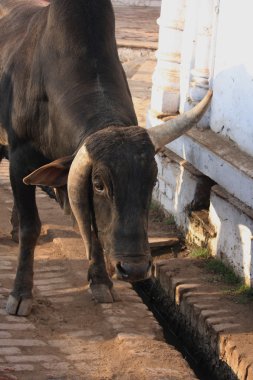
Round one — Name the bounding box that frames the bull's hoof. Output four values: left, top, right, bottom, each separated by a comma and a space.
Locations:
110, 288, 121, 302
90, 284, 120, 303
6, 294, 32, 316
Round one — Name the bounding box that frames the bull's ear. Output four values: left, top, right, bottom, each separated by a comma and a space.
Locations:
23, 156, 74, 187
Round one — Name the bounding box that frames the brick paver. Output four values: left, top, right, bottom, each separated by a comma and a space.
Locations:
114, 5, 159, 50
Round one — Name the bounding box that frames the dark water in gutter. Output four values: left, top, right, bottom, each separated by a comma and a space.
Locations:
134, 279, 217, 380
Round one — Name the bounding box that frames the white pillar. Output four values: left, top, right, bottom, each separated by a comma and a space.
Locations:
179, 0, 199, 112
147, 0, 218, 129
148, 0, 186, 124
186, 0, 216, 127
190, 0, 214, 100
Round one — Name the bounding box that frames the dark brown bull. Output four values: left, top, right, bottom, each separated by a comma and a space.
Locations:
0, 0, 212, 316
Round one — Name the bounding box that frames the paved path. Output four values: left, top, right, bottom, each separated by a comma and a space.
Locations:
0, 161, 197, 379
114, 4, 159, 127
114, 5, 159, 49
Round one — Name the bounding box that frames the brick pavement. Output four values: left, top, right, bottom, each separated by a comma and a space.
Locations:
0, 159, 197, 379
113, 4, 158, 128
114, 5, 159, 50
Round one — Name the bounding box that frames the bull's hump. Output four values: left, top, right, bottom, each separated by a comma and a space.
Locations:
0, 0, 48, 20
0, 1, 48, 55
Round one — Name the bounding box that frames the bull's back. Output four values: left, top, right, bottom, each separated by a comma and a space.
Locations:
0, 1, 48, 68
0, 0, 137, 157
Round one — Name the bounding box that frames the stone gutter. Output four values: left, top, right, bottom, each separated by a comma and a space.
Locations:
151, 258, 253, 380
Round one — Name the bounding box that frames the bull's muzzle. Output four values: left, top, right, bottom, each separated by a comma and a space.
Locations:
115, 260, 152, 282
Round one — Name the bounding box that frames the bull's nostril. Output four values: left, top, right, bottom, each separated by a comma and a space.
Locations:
116, 262, 129, 279
116, 260, 152, 281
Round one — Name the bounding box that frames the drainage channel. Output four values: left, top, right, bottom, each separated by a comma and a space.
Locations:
133, 279, 217, 380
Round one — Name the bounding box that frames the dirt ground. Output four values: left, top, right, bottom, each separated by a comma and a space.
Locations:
1, 157, 253, 380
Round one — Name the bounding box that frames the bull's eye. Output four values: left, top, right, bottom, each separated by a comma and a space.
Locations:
93, 178, 105, 194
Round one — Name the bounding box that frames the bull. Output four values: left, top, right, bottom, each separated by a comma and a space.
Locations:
0, 0, 212, 316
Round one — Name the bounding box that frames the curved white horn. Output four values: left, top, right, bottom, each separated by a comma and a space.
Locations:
147, 90, 212, 152
68, 145, 92, 260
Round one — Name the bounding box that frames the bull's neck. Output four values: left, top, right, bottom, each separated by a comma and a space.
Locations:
47, 0, 115, 52
39, 0, 137, 158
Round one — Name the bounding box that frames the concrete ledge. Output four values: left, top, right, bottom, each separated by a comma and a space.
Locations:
153, 258, 253, 380
166, 127, 253, 210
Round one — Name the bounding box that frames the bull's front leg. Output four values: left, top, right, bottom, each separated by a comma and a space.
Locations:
88, 233, 120, 303
10, 201, 19, 243
6, 152, 41, 316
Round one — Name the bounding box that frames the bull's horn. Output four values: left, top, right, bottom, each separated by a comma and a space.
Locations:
67, 145, 92, 260
147, 90, 212, 152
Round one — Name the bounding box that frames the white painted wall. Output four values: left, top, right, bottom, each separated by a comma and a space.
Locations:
148, 0, 253, 203
210, 0, 253, 156
209, 186, 253, 286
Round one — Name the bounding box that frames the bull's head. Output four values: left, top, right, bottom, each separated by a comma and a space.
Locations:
24, 91, 212, 283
